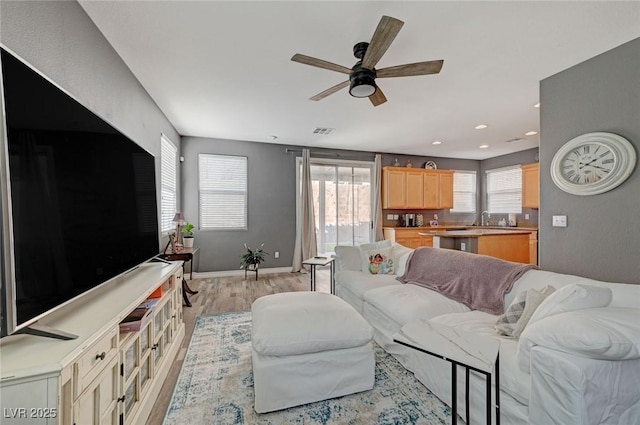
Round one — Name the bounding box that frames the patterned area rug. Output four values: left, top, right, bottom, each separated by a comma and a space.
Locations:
163, 312, 451, 425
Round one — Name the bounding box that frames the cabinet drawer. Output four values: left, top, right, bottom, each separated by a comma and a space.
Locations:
74, 327, 118, 399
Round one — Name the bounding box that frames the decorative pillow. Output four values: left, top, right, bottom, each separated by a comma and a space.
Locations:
358, 240, 392, 273
391, 244, 413, 273
363, 246, 394, 275
527, 283, 612, 327
395, 251, 413, 277
495, 286, 555, 338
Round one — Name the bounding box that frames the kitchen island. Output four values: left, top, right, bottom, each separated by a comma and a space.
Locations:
421, 229, 534, 264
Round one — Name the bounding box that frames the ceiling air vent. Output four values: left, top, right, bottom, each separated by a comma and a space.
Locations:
505, 138, 526, 143
312, 127, 335, 136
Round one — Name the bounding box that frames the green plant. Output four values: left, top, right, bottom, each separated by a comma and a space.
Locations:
182, 222, 195, 237
240, 243, 269, 270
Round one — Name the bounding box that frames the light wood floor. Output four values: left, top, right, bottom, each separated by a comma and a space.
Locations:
145, 268, 332, 425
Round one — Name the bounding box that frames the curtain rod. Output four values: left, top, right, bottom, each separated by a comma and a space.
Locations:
285, 148, 376, 160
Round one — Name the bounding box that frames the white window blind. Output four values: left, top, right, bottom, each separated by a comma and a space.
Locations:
160, 135, 177, 232
199, 154, 247, 229
486, 166, 522, 214
451, 170, 476, 213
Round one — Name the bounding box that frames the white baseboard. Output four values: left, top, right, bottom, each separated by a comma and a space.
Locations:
193, 266, 298, 279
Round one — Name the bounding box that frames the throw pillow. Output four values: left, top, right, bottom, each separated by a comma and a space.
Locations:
496, 285, 555, 338
364, 246, 394, 275
358, 240, 392, 273
527, 283, 612, 327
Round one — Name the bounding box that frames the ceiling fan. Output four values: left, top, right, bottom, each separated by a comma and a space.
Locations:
291, 15, 444, 107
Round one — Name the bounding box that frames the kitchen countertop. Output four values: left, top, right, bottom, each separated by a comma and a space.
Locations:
384, 225, 538, 232
420, 228, 534, 238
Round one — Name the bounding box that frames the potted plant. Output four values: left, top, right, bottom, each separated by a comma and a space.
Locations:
182, 222, 195, 248
240, 243, 269, 280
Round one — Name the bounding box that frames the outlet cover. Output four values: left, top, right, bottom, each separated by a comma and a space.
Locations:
552, 215, 567, 227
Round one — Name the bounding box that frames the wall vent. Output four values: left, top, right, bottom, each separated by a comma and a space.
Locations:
312, 127, 335, 135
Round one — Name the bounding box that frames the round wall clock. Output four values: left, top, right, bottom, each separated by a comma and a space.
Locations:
424, 160, 437, 169
550, 132, 636, 196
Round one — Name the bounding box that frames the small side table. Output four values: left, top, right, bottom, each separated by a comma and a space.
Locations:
394, 319, 501, 425
158, 247, 200, 307
302, 256, 335, 294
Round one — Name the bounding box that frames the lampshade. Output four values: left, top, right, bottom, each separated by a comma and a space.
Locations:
349, 67, 377, 98
172, 212, 186, 225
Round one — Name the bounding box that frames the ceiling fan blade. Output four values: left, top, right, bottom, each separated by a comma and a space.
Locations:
361, 16, 404, 70
291, 54, 352, 74
369, 87, 387, 107
377, 60, 444, 78
310, 80, 350, 101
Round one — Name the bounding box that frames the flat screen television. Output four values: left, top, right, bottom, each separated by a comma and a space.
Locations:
0, 47, 160, 338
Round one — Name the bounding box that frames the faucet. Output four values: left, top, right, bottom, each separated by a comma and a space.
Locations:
480, 211, 491, 226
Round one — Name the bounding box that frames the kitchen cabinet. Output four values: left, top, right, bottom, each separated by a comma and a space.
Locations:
383, 228, 434, 249
522, 163, 539, 209
382, 167, 454, 209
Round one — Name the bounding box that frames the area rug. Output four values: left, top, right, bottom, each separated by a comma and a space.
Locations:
163, 311, 451, 425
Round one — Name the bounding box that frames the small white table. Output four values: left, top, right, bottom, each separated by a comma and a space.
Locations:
394, 319, 501, 425
302, 256, 335, 294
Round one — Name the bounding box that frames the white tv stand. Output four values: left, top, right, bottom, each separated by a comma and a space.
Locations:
0, 261, 185, 425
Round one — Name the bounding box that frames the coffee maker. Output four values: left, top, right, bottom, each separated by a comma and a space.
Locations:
403, 213, 416, 227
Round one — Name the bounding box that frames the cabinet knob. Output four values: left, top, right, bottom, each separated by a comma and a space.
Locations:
117, 395, 126, 403
95, 352, 106, 361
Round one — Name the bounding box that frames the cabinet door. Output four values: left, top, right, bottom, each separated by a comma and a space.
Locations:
522, 163, 539, 209
423, 172, 439, 209
419, 235, 433, 247
438, 172, 454, 209
406, 171, 425, 208
74, 357, 118, 425
383, 168, 407, 208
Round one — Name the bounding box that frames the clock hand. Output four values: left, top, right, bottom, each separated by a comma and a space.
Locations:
578, 158, 599, 169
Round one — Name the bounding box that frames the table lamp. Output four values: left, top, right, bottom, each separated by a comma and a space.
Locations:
173, 212, 186, 245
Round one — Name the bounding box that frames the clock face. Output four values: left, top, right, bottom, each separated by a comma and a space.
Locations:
559, 142, 615, 185
551, 132, 636, 196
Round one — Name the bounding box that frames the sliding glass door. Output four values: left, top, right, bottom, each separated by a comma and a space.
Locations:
298, 158, 373, 253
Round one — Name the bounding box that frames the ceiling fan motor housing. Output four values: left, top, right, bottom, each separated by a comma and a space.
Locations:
349, 65, 377, 98
353, 42, 369, 59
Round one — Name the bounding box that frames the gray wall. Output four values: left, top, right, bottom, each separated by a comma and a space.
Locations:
0, 0, 181, 249
181, 137, 300, 271
539, 38, 640, 284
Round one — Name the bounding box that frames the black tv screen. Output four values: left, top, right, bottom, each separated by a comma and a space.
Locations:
1, 48, 159, 336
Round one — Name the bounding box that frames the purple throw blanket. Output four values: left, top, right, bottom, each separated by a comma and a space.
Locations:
397, 247, 536, 314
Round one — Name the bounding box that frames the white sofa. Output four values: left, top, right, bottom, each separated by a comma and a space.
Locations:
334, 243, 640, 425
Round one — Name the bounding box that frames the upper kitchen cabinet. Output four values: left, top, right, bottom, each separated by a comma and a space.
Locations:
522, 163, 539, 209
382, 167, 454, 210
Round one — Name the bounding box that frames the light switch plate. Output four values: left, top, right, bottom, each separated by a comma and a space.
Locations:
552, 215, 567, 227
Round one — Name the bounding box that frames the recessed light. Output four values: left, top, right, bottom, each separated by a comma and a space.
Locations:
475, 124, 488, 130
534, 103, 540, 108
525, 131, 538, 136
432, 140, 442, 145
479, 144, 489, 149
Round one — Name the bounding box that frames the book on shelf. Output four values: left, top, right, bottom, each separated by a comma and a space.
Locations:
119, 298, 158, 332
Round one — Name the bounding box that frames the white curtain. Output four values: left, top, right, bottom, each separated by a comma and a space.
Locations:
372, 154, 384, 241
292, 149, 318, 272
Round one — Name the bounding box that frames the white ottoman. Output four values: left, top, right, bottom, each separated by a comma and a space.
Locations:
251, 291, 375, 413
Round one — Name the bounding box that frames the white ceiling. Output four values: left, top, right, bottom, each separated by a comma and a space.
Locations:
78, 1, 640, 160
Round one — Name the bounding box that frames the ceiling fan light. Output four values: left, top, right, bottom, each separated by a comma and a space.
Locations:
349, 77, 376, 98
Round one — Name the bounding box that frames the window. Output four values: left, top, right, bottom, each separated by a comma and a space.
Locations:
297, 158, 374, 252
451, 170, 476, 213
160, 135, 177, 233
199, 154, 247, 229
486, 166, 522, 214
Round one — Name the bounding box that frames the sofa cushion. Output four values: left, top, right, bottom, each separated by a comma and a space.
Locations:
334, 270, 401, 314
364, 284, 470, 329
334, 245, 362, 271
495, 286, 555, 338
431, 311, 531, 405
358, 240, 392, 273
251, 292, 373, 356
528, 283, 612, 327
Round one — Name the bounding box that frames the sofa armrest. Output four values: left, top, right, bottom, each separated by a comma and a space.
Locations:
528, 346, 640, 425
517, 307, 640, 373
